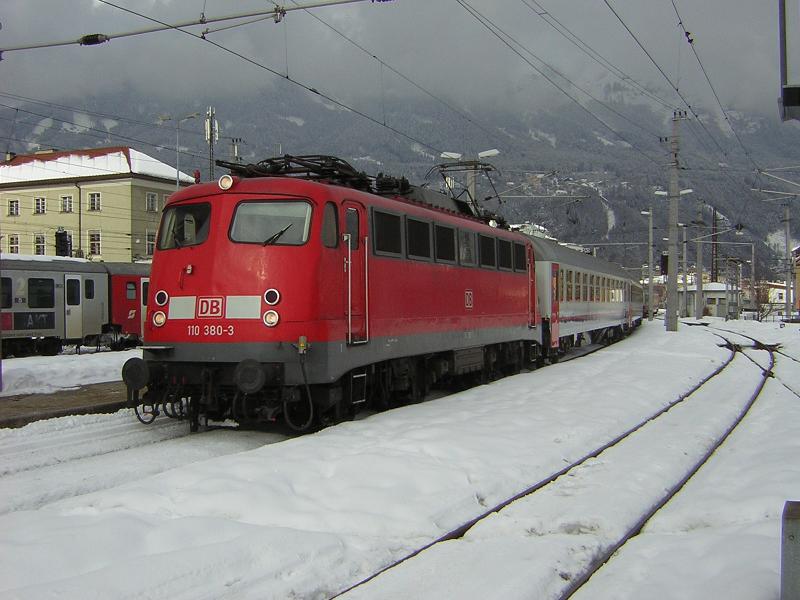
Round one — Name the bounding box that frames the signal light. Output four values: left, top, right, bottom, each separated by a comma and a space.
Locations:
218, 174, 235, 190
264, 288, 280, 305
153, 311, 167, 327
263, 310, 279, 327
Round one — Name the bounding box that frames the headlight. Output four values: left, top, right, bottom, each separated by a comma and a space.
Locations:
264, 288, 280, 306
263, 310, 279, 327
152, 311, 167, 327
218, 174, 235, 190
154, 290, 169, 306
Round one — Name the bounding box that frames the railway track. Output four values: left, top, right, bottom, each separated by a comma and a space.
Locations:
334, 333, 775, 599
0, 410, 288, 515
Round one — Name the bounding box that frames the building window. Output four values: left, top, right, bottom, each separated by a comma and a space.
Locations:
8, 234, 20, 254
34, 197, 46, 214
146, 192, 158, 212
8, 199, 19, 216
34, 233, 46, 255
88, 192, 101, 211
61, 195, 74, 213
146, 230, 156, 255
88, 230, 101, 256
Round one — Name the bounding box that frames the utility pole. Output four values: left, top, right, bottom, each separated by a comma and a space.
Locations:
785, 203, 793, 317
666, 111, 687, 332
681, 224, 688, 317
205, 106, 219, 180
711, 207, 719, 282
751, 242, 757, 318
695, 204, 704, 320
646, 208, 654, 320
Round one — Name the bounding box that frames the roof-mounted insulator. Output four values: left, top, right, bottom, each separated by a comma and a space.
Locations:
79, 34, 109, 46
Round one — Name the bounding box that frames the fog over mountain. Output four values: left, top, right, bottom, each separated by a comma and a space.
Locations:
2, 0, 799, 277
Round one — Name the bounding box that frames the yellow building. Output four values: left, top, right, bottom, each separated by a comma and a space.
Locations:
1, 146, 193, 262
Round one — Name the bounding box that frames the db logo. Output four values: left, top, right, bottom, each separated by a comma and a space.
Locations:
197, 296, 224, 318
464, 289, 474, 309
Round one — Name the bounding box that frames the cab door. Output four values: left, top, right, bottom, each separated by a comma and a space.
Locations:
343, 201, 368, 344
140, 278, 149, 340
64, 275, 83, 340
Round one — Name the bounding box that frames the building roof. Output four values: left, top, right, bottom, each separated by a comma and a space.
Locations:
0, 146, 194, 185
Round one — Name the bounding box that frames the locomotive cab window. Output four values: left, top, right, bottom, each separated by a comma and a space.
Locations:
513, 242, 527, 272
1, 277, 11, 309
159, 202, 211, 249
321, 202, 339, 248
230, 201, 311, 246
479, 235, 496, 268
345, 207, 359, 250
373, 210, 403, 256
434, 225, 456, 263
28, 278, 54, 308
497, 239, 512, 271
458, 230, 477, 266
406, 218, 431, 260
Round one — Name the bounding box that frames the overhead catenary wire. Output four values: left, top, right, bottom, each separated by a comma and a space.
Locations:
0, 0, 368, 55
600, 0, 731, 161
668, 0, 760, 171
519, 0, 675, 111
92, 0, 444, 156
455, 0, 660, 166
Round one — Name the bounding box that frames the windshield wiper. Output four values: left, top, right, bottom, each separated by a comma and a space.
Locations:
263, 223, 292, 245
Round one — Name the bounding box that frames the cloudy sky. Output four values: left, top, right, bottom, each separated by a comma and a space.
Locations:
0, 0, 790, 120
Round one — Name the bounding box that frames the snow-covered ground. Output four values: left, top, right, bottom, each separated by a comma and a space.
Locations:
0, 318, 798, 599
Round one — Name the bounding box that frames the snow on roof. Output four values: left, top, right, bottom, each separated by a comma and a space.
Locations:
0, 146, 194, 185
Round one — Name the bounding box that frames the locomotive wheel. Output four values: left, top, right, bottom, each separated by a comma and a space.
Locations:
134, 403, 158, 425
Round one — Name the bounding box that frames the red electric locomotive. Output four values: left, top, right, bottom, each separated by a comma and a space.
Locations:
122, 156, 542, 431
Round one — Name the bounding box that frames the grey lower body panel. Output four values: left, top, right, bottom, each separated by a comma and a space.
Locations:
143, 324, 541, 386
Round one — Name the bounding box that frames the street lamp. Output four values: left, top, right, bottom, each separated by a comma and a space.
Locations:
655, 188, 693, 331
159, 112, 200, 189
641, 208, 654, 320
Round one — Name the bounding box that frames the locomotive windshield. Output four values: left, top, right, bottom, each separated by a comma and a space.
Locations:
158, 203, 211, 249
229, 201, 312, 246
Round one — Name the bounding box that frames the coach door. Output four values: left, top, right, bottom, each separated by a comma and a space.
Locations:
550, 263, 560, 348
527, 244, 538, 327
343, 201, 368, 344
64, 275, 83, 340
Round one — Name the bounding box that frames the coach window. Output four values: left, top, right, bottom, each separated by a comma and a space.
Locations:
126, 282, 137, 300
434, 224, 456, 263
373, 210, 402, 256
582, 273, 588, 301
559, 269, 565, 301
589, 275, 594, 301
28, 278, 54, 309
513, 242, 526, 272
230, 201, 311, 246
406, 218, 431, 260
159, 202, 211, 249
458, 230, 477, 266
497, 239, 513, 271
479, 235, 496, 268
1, 277, 11, 309
85, 279, 95, 300
566, 270, 573, 300
575, 271, 582, 301
66, 279, 81, 306
321, 202, 338, 248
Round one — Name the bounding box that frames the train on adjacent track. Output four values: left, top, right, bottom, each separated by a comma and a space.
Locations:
0, 256, 150, 356
122, 155, 643, 432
